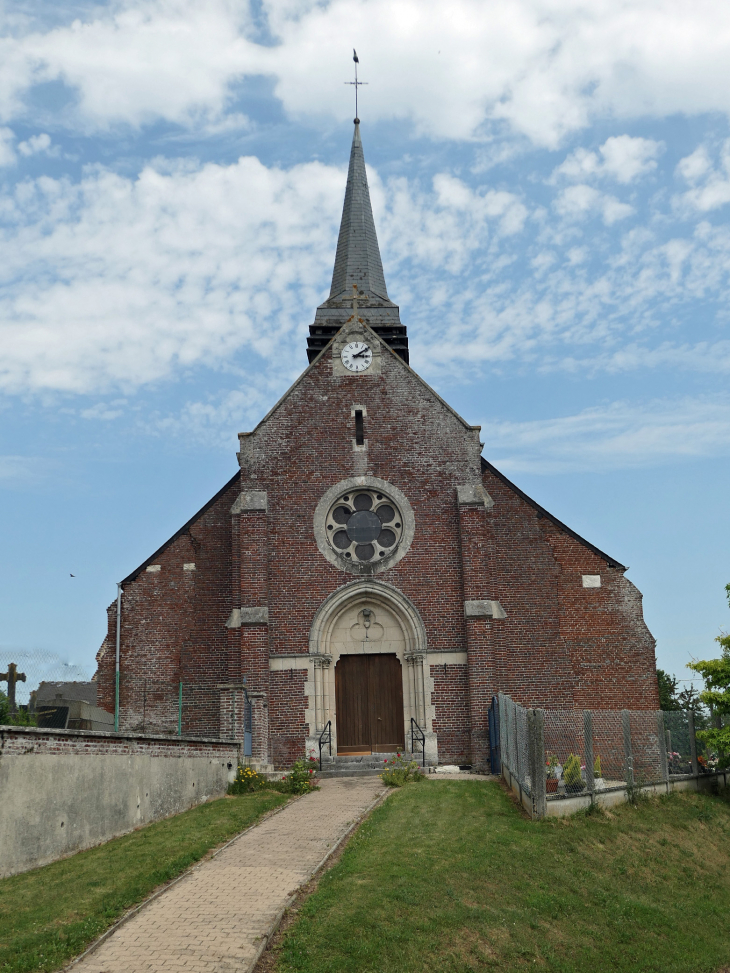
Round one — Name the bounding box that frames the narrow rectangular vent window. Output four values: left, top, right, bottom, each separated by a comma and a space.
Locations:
355, 410, 364, 446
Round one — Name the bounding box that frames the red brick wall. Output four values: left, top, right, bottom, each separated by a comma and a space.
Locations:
97, 478, 239, 739
483, 467, 658, 712
269, 670, 308, 768
1, 725, 238, 759
97, 338, 658, 768
431, 662, 470, 764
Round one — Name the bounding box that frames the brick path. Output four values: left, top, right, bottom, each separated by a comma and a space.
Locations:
72, 777, 387, 973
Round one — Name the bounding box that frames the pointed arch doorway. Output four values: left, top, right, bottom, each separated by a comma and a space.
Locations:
308, 581, 431, 759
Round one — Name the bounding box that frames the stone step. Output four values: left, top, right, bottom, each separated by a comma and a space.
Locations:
319, 757, 418, 769
316, 754, 434, 778
317, 768, 388, 779
320, 752, 416, 761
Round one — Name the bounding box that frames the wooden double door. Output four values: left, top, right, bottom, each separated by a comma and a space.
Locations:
335, 653, 405, 754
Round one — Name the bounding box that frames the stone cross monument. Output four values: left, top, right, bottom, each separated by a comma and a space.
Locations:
1, 662, 27, 714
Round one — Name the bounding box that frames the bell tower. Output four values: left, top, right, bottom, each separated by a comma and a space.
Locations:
306, 120, 409, 364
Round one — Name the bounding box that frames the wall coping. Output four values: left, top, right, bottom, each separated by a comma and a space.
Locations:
0, 725, 237, 746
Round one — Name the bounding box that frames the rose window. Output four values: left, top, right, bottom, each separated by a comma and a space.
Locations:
325, 489, 403, 564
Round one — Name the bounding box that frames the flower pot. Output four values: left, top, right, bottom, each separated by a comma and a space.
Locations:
546, 778, 559, 793
565, 782, 586, 794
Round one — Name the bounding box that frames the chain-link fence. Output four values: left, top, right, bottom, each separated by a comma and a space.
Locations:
498, 693, 534, 797
0, 650, 96, 725
102, 673, 223, 739
497, 693, 730, 816
2, 651, 225, 739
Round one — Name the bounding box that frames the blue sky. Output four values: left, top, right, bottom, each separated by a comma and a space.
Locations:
1, 0, 729, 696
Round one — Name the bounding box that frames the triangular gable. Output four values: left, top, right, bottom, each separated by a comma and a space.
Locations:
482, 457, 626, 569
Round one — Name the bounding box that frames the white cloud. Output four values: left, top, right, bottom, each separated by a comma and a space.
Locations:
0, 127, 16, 166
80, 399, 127, 420
555, 135, 662, 184
675, 140, 730, 212
483, 396, 730, 474
553, 184, 634, 224
2, 145, 730, 398
677, 146, 712, 184
147, 384, 281, 446
0, 455, 43, 483
0, 1, 729, 145
0, 156, 344, 393
10, 1, 257, 130
599, 136, 662, 183
17, 132, 57, 157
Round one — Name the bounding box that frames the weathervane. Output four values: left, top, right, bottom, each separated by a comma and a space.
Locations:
345, 49, 367, 122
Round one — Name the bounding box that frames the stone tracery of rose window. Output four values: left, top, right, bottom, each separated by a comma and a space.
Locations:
325, 489, 403, 564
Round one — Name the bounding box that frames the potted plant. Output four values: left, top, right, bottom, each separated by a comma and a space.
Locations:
546, 752, 559, 793
593, 754, 605, 790
563, 753, 585, 794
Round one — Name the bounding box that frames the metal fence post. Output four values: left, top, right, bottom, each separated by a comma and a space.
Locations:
688, 709, 699, 776
515, 701, 521, 786
114, 583, 122, 732
622, 710, 634, 787
583, 710, 595, 796
534, 709, 546, 819
178, 681, 183, 737
657, 711, 669, 789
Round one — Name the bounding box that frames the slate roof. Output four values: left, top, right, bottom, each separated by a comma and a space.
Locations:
329, 121, 390, 303
35, 681, 97, 705
308, 121, 408, 362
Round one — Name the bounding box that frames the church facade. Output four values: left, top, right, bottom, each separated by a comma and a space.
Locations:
97, 122, 658, 770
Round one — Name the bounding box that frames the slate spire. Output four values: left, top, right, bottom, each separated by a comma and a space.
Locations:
307, 121, 408, 364
328, 120, 389, 302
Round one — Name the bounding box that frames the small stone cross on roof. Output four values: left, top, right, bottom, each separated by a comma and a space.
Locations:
348, 284, 368, 323
1, 662, 26, 714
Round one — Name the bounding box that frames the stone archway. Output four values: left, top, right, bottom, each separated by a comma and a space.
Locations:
307, 581, 435, 761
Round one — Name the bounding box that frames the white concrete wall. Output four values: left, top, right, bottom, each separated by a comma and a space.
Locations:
501, 764, 730, 819
0, 729, 239, 877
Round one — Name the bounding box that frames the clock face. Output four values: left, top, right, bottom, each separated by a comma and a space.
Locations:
341, 341, 373, 372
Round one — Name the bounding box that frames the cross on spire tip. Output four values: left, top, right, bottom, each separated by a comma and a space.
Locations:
345, 50, 367, 119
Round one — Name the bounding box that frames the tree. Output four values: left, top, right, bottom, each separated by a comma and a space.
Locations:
657, 668, 679, 711
0, 689, 36, 727
687, 583, 730, 758
676, 684, 702, 711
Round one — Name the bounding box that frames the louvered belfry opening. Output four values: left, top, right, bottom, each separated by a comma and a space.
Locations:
307, 121, 409, 364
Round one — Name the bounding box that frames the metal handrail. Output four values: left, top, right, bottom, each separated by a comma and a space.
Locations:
411, 718, 425, 767
318, 720, 332, 771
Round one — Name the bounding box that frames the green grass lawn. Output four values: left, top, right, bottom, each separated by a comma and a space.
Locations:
0, 791, 287, 973
277, 782, 730, 973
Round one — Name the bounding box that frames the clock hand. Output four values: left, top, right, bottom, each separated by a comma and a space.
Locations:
351, 349, 370, 358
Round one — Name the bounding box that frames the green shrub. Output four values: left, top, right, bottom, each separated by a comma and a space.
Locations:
380, 753, 424, 787
563, 753, 585, 792
0, 691, 36, 726
279, 758, 318, 794
228, 765, 270, 794
593, 754, 602, 778
229, 758, 319, 796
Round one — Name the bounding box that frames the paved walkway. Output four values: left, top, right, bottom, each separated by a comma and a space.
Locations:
72, 777, 387, 973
